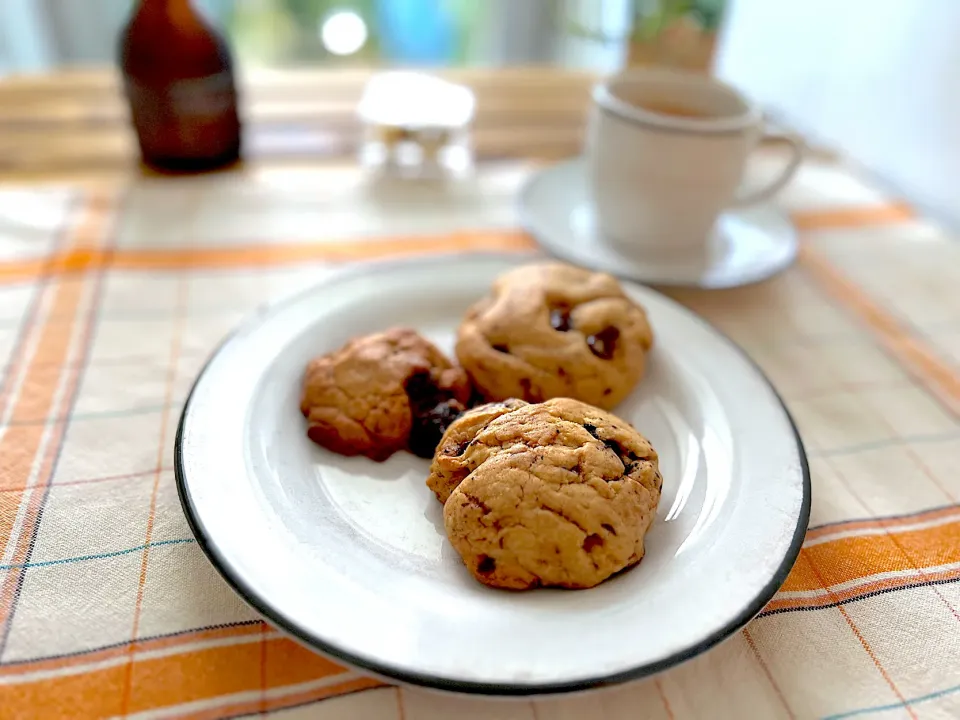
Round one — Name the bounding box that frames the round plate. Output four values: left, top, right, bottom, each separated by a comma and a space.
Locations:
176, 253, 809, 695
519, 158, 799, 289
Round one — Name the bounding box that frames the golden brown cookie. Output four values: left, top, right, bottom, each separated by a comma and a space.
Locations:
428, 398, 662, 590
456, 262, 653, 410
300, 327, 471, 461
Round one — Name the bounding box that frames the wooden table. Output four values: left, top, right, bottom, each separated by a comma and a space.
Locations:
0, 68, 600, 182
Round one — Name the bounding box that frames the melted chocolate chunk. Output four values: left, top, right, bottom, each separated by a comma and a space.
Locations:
409, 399, 465, 459
404, 371, 465, 458
582, 534, 604, 552
582, 422, 639, 467
549, 307, 573, 332
403, 371, 436, 409
586, 326, 620, 360
477, 555, 496, 574
467, 387, 487, 409
492, 344, 510, 354
602, 438, 638, 463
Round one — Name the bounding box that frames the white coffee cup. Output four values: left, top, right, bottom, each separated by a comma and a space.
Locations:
586, 68, 804, 259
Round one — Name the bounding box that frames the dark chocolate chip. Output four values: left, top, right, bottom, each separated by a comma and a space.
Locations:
464, 493, 492, 513
403, 370, 436, 412
408, 400, 465, 459
492, 344, 510, 354
586, 326, 620, 360
445, 438, 472, 457
549, 307, 573, 332
603, 387, 612, 396
467, 387, 487, 409
477, 555, 496, 574
601, 523, 617, 535
582, 534, 604, 552
582, 423, 599, 439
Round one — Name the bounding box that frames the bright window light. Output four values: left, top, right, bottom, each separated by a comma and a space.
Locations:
320, 11, 368, 56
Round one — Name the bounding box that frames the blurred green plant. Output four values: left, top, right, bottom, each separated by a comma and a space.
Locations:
568, 0, 726, 44
224, 0, 383, 65
636, 0, 725, 39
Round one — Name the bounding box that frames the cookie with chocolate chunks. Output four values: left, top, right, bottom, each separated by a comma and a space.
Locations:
300, 328, 471, 461
430, 398, 662, 590
456, 262, 653, 409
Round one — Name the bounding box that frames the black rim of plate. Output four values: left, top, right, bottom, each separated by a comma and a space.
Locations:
174, 252, 812, 696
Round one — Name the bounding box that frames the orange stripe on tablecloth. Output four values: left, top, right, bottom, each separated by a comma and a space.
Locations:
804, 505, 960, 542
0, 624, 265, 676
0, 636, 353, 718
0, 201, 920, 286
799, 244, 960, 418
0, 196, 112, 638
764, 564, 960, 614
0, 231, 537, 284
790, 203, 915, 231
0, 200, 923, 285
781, 520, 960, 593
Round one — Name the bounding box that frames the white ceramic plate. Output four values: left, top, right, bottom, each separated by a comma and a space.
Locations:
520, 158, 798, 289
176, 253, 809, 695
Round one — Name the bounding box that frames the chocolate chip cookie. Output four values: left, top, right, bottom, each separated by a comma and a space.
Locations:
456, 262, 653, 410
428, 398, 662, 590
300, 327, 471, 461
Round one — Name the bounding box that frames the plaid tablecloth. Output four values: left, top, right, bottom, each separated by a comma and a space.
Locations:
0, 157, 958, 720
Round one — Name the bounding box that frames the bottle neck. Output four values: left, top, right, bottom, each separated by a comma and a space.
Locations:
134, 0, 209, 33
136, 0, 197, 22
139, 0, 193, 8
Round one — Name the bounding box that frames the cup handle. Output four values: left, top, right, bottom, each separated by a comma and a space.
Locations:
732, 128, 806, 207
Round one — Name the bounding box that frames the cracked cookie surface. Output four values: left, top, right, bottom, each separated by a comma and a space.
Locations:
300, 327, 471, 461
456, 262, 653, 410
429, 397, 662, 590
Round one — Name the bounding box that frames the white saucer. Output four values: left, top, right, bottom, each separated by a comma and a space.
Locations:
176, 253, 809, 695
519, 158, 798, 288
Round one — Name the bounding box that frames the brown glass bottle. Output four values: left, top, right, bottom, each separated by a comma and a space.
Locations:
119, 0, 242, 172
